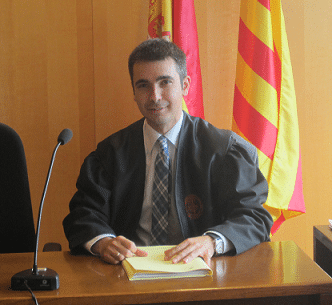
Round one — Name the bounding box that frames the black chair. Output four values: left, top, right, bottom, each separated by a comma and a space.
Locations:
0, 123, 61, 253
0, 123, 36, 253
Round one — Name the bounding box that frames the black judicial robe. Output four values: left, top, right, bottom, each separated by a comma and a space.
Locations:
63, 112, 273, 254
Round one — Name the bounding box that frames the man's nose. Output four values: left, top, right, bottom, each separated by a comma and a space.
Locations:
150, 85, 162, 102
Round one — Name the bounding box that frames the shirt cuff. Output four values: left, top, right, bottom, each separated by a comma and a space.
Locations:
84, 234, 116, 255
204, 230, 234, 255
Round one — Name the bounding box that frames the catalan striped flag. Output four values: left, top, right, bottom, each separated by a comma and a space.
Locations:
148, 0, 204, 119
232, 0, 305, 234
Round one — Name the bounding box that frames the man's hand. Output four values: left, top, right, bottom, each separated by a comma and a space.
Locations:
91, 236, 148, 264
164, 236, 214, 266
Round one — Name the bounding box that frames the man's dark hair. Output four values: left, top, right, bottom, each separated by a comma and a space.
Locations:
128, 38, 187, 87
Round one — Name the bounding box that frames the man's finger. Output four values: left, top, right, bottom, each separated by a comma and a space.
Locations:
165, 244, 199, 264
135, 248, 148, 257
164, 236, 214, 264
164, 240, 190, 260
201, 252, 212, 267
101, 251, 122, 264
174, 245, 202, 264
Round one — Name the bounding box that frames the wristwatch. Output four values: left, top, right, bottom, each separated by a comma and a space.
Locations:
206, 233, 224, 255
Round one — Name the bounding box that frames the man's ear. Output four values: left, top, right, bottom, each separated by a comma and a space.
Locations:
182, 75, 191, 96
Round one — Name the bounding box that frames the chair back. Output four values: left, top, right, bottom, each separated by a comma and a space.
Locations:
0, 123, 35, 253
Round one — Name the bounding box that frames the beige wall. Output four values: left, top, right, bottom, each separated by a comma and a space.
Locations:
1, 0, 331, 258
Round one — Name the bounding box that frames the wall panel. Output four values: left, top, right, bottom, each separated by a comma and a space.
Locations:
93, 0, 148, 143
0, 0, 94, 250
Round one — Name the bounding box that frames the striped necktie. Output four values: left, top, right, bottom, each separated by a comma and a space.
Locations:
151, 136, 170, 245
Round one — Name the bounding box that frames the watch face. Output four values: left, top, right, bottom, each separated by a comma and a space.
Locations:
215, 239, 223, 254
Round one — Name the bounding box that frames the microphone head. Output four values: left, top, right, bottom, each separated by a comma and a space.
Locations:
58, 129, 73, 145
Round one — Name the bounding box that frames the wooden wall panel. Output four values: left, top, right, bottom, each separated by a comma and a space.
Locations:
93, 0, 148, 143
0, 0, 94, 250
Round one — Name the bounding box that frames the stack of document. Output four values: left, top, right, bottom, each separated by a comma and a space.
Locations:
122, 246, 212, 281
329, 219, 332, 230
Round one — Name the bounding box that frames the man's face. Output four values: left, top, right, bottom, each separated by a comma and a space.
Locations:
132, 57, 190, 135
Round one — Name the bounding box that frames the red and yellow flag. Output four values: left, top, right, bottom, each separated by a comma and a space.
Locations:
148, 0, 204, 119
232, 0, 305, 234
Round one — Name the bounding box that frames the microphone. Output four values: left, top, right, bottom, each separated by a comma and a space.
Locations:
11, 129, 73, 291
58, 128, 73, 145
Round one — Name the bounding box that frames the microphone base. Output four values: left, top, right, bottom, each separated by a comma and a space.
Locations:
11, 268, 59, 290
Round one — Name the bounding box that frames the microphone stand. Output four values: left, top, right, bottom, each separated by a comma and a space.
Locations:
32, 141, 61, 276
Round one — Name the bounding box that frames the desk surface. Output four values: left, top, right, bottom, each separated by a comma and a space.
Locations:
1, 241, 332, 305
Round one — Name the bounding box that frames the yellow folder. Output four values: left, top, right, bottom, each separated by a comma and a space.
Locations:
122, 246, 213, 281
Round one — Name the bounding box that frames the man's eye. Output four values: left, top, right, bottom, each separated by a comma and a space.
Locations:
136, 83, 148, 89
160, 79, 171, 86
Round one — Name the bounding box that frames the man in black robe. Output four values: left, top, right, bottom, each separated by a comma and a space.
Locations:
63, 38, 273, 266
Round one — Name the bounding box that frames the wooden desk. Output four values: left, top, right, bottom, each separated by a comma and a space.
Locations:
1, 241, 332, 305
314, 225, 332, 277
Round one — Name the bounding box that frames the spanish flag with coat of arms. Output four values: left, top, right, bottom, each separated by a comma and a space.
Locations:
148, 0, 204, 119
232, 0, 306, 234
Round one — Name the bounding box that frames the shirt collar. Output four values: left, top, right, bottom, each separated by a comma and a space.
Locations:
143, 112, 184, 155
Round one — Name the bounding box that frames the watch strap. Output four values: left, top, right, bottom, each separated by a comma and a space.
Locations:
204, 232, 224, 255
